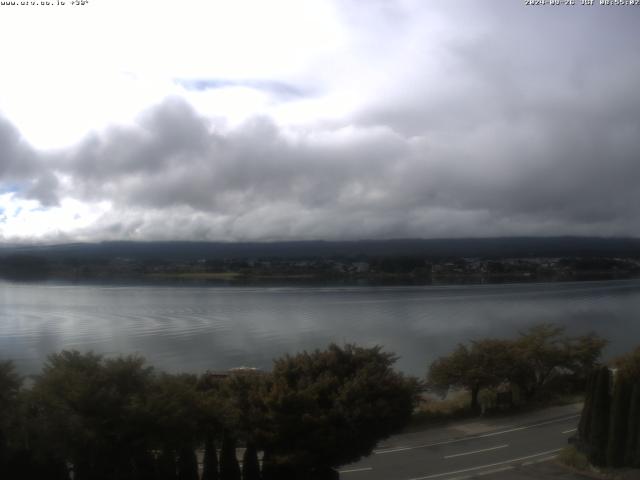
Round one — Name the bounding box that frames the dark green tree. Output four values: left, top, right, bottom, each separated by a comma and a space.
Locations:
626, 384, 640, 467
588, 366, 611, 466
606, 375, 631, 467
260, 450, 276, 480
242, 443, 260, 480
31, 351, 155, 480
146, 372, 203, 477
430, 325, 606, 406
202, 436, 219, 480
615, 347, 640, 467
0, 361, 21, 472
614, 346, 640, 380
219, 371, 270, 450
177, 446, 199, 480
157, 449, 178, 480
262, 344, 419, 476
220, 432, 241, 480
577, 369, 598, 445
510, 325, 606, 400
428, 340, 514, 411
132, 450, 157, 480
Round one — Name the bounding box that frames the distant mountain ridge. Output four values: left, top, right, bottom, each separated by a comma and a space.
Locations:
1, 237, 639, 261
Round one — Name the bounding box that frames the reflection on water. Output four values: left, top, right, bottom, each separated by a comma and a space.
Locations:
1, 279, 639, 376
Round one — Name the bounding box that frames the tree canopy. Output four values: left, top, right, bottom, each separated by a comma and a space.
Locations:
261, 344, 420, 473
428, 324, 606, 409
0, 343, 419, 480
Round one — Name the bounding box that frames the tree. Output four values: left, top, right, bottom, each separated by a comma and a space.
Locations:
428, 325, 606, 410
202, 436, 219, 480
31, 351, 156, 480
428, 340, 514, 411
177, 447, 199, 480
606, 375, 631, 467
577, 369, 598, 445
220, 432, 241, 480
0, 361, 21, 470
261, 344, 419, 475
219, 371, 270, 451
625, 384, 640, 467
614, 346, 640, 467
146, 372, 204, 464
157, 449, 178, 480
508, 325, 605, 400
566, 332, 608, 381
510, 324, 571, 399
242, 443, 260, 480
588, 366, 611, 466
614, 346, 640, 380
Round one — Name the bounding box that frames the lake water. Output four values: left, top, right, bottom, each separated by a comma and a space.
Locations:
1, 279, 639, 376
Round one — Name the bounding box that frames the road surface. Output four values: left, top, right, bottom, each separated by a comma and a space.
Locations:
340, 404, 584, 480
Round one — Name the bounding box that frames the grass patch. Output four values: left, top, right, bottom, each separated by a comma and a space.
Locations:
558, 446, 590, 471
410, 390, 473, 428
408, 388, 584, 431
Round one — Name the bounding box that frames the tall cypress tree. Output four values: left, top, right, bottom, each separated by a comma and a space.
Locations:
606, 375, 631, 467
625, 383, 640, 467
220, 433, 241, 480
133, 450, 157, 480
242, 443, 260, 480
635, 417, 640, 469
202, 436, 219, 480
177, 447, 199, 480
157, 449, 178, 480
589, 366, 611, 466
578, 369, 597, 445
260, 450, 275, 480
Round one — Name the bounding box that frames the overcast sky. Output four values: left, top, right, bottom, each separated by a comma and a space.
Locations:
0, 0, 638, 243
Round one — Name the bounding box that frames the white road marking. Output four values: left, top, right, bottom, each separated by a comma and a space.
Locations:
408, 448, 562, 480
562, 428, 577, 434
521, 455, 559, 466
446, 466, 515, 480
374, 414, 579, 454
339, 467, 373, 474
444, 444, 508, 459
476, 466, 515, 476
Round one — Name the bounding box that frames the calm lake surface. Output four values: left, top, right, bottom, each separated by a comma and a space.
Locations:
1, 279, 639, 376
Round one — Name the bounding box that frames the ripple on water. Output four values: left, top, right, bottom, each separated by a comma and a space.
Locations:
1, 279, 640, 375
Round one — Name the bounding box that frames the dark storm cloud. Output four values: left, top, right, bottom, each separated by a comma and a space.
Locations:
58, 98, 411, 240
347, 1, 640, 236
0, 116, 36, 178
1, 1, 640, 241
0, 117, 60, 206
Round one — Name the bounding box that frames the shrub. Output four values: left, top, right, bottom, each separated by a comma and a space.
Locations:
558, 446, 589, 470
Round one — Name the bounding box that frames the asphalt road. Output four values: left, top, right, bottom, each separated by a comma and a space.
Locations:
339, 404, 583, 480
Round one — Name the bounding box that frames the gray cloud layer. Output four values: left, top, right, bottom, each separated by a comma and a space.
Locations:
1, 1, 639, 242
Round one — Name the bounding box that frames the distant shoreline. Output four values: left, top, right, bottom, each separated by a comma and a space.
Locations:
2, 269, 639, 288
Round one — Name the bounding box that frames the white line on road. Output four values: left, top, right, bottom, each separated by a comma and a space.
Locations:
408, 448, 562, 480
521, 455, 559, 466
374, 414, 579, 454
444, 444, 508, 459
339, 467, 373, 474
562, 428, 577, 434
447, 466, 515, 480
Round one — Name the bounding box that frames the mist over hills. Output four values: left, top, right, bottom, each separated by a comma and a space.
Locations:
1, 237, 639, 262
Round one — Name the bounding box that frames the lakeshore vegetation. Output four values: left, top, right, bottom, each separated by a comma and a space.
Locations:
0, 344, 419, 480
426, 324, 607, 413
1, 324, 637, 479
